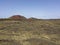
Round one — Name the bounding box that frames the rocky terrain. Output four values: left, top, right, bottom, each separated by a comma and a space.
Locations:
0, 15, 60, 45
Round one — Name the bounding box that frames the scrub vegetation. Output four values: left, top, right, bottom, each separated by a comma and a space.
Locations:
0, 15, 60, 45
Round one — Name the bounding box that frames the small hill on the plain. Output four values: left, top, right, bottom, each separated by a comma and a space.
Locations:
9, 15, 26, 19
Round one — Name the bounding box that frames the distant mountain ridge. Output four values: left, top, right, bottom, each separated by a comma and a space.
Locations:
0, 15, 60, 20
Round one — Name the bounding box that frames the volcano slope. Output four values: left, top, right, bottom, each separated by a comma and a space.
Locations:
0, 19, 60, 45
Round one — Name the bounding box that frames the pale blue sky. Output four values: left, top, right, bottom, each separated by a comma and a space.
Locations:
0, 0, 60, 19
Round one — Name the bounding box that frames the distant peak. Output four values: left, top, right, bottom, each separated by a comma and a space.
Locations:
9, 15, 26, 19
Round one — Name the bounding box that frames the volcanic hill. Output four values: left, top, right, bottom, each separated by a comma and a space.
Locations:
10, 15, 26, 19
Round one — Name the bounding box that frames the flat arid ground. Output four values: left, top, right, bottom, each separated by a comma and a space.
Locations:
0, 15, 60, 45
